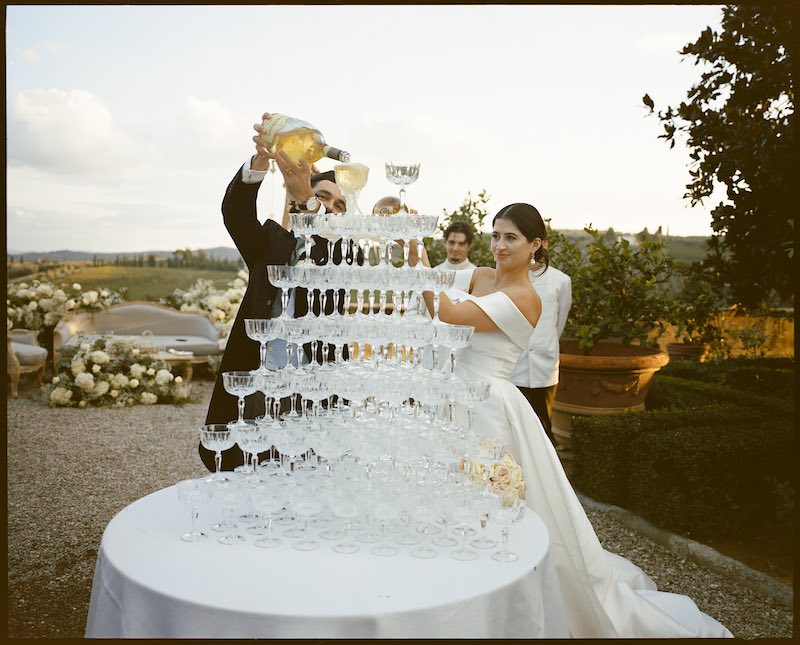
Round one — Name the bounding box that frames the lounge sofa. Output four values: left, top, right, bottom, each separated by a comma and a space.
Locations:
7, 329, 48, 397
53, 301, 221, 366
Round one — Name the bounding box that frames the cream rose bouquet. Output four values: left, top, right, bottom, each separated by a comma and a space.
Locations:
46, 337, 191, 408
459, 442, 526, 507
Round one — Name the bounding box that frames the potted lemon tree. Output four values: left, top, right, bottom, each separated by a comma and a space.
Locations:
547, 227, 676, 451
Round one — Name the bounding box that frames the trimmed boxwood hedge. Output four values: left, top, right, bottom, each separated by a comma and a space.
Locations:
571, 367, 794, 542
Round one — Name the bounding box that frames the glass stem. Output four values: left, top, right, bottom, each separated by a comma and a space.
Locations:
215, 451, 222, 476
191, 506, 198, 534
259, 342, 267, 370
237, 396, 245, 424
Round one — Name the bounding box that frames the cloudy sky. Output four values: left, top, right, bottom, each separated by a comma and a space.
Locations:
6, 4, 725, 253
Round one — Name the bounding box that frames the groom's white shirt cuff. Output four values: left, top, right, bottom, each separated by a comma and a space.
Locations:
241, 159, 268, 184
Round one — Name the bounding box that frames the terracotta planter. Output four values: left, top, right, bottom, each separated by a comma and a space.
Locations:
666, 341, 708, 362
552, 340, 669, 451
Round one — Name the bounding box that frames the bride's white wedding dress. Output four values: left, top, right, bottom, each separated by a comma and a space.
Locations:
451, 290, 733, 638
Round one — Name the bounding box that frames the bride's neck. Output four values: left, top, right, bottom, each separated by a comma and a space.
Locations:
492, 265, 530, 289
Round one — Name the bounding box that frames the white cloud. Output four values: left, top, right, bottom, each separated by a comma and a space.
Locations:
7, 88, 155, 176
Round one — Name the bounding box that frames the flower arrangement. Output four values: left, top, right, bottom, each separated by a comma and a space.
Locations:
161, 270, 248, 351
46, 337, 191, 408
460, 447, 526, 507
7, 280, 125, 331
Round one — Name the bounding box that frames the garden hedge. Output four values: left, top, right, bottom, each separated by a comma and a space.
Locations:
571, 366, 794, 541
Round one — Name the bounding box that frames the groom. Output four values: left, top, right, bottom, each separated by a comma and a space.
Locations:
199, 112, 352, 472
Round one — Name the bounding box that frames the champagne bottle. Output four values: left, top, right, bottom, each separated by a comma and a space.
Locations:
260, 114, 351, 164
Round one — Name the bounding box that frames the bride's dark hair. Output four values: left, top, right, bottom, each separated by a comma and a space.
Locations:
492, 203, 549, 269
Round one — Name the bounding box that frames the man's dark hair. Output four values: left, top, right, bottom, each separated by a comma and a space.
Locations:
310, 170, 336, 187
443, 220, 475, 245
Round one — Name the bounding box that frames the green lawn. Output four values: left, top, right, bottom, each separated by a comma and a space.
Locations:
60, 266, 239, 301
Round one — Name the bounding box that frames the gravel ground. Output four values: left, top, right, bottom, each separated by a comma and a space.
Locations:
6, 378, 794, 639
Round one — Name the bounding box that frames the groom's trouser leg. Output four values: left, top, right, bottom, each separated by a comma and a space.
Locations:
516, 384, 557, 446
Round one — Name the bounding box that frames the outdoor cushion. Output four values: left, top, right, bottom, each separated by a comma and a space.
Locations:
11, 341, 48, 366
62, 334, 218, 356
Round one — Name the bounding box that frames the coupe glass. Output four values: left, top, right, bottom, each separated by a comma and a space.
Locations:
385, 162, 420, 214
491, 500, 526, 563
176, 479, 212, 542
450, 504, 480, 561
200, 424, 235, 483
222, 371, 258, 429
471, 490, 502, 550
212, 479, 246, 545
253, 482, 288, 549
245, 318, 283, 374
370, 499, 400, 557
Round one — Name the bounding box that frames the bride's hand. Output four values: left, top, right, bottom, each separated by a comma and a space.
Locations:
403, 239, 431, 268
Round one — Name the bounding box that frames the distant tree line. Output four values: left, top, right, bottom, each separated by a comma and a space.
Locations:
88, 248, 243, 270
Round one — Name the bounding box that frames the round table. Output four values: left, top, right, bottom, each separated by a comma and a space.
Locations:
85, 484, 568, 638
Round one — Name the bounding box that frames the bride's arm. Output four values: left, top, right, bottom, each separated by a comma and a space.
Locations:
420, 290, 500, 333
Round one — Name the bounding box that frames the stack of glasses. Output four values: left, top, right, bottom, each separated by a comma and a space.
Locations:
181, 207, 527, 562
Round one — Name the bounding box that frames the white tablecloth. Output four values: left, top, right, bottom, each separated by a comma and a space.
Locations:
86, 485, 568, 638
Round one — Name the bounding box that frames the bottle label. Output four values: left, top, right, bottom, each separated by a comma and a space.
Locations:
260, 114, 289, 145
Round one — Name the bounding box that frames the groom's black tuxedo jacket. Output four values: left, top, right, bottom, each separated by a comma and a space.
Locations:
199, 166, 354, 471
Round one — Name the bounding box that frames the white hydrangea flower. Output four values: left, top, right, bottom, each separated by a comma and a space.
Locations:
51, 376, 60, 384
140, 392, 158, 405
82, 291, 99, 305
80, 343, 91, 351
90, 350, 110, 365
71, 358, 86, 376
73, 283, 82, 291
110, 389, 119, 398
129, 363, 146, 379
129, 378, 140, 388
92, 381, 110, 397
112, 373, 130, 388
92, 364, 102, 374
174, 376, 183, 384
50, 387, 73, 405
75, 372, 95, 391
146, 367, 155, 376
154, 369, 173, 385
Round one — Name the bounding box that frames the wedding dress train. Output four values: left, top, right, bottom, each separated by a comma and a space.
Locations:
451, 290, 733, 638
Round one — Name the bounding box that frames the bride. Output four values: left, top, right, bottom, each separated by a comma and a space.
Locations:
421, 203, 732, 638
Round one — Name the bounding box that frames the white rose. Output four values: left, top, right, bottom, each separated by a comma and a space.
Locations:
72, 283, 82, 291
51, 376, 60, 384
154, 369, 173, 385
80, 343, 91, 351
92, 364, 102, 373
174, 376, 183, 384
146, 367, 156, 376
129, 378, 140, 388
140, 392, 158, 405
75, 372, 95, 391
65, 299, 77, 310
110, 389, 119, 398
27, 301, 38, 310
79, 400, 87, 408
100, 289, 110, 297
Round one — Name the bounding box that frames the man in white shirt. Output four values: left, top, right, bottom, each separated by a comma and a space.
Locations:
434, 221, 477, 272
510, 246, 572, 445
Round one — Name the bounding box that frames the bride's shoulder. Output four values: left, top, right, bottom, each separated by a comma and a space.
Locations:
499, 284, 542, 327
469, 267, 495, 292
